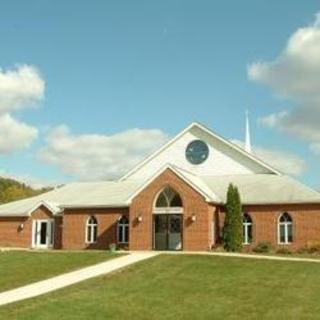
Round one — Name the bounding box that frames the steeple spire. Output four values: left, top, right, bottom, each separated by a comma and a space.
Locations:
245, 110, 252, 153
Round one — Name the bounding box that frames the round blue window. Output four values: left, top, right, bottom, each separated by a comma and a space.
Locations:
185, 140, 209, 165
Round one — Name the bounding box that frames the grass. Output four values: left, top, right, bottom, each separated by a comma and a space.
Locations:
0, 250, 119, 292
1, 254, 320, 319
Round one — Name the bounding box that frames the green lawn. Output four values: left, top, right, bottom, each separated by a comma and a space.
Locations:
0, 250, 119, 292
1, 254, 320, 319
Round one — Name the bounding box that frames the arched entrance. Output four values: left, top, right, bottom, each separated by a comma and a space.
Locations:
153, 186, 183, 250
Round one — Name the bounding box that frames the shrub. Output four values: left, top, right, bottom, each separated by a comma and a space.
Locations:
276, 248, 292, 255
296, 246, 309, 254
213, 245, 226, 252
306, 241, 320, 254
252, 242, 272, 253
223, 184, 242, 252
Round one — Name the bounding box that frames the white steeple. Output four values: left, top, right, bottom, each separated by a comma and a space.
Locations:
245, 110, 252, 153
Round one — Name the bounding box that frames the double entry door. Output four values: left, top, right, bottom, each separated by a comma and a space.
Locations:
154, 214, 182, 250
32, 219, 54, 248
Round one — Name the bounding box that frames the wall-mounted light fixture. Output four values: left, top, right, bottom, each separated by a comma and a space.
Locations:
137, 215, 143, 223
191, 214, 197, 222
18, 223, 24, 232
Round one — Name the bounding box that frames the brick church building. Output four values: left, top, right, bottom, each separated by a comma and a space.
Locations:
0, 122, 320, 251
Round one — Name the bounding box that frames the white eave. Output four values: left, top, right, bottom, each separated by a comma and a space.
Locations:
26, 201, 62, 216
125, 163, 222, 204
120, 122, 281, 181
61, 203, 129, 209
0, 200, 62, 217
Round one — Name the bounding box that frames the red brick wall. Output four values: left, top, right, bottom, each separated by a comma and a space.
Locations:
129, 168, 214, 251
217, 204, 320, 251
1, 192, 320, 252
0, 216, 29, 247
54, 216, 63, 249
62, 208, 128, 250
0, 205, 62, 249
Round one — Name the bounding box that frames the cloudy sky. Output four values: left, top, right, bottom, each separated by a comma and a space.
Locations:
0, 1, 319, 188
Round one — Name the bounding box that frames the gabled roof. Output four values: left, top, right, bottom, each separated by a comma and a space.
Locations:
27, 201, 61, 216
126, 164, 222, 203
0, 165, 221, 216
120, 122, 281, 180
0, 119, 319, 216
0, 170, 319, 216
0, 180, 144, 216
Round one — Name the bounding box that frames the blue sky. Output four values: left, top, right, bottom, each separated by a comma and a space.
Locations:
0, 1, 319, 187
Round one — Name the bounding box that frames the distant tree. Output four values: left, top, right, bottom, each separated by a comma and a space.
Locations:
223, 184, 243, 252
0, 177, 52, 204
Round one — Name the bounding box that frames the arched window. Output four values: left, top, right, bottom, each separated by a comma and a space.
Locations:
86, 216, 97, 244
118, 216, 129, 244
155, 186, 182, 208
278, 212, 293, 244
243, 213, 252, 245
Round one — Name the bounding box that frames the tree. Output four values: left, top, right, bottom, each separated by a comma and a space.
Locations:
223, 183, 243, 252
0, 177, 51, 204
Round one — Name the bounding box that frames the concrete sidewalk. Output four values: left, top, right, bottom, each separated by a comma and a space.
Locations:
0, 251, 158, 307
165, 250, 320, 263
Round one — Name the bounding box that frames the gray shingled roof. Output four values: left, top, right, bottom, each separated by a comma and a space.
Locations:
0, 179, 143, 216
0, 170, 319, 216
201, 174, 320, 205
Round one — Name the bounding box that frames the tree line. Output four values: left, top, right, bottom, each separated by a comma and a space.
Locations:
0, 177, 51, 204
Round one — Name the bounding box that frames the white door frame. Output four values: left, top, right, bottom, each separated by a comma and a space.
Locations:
32, 219, 54, 249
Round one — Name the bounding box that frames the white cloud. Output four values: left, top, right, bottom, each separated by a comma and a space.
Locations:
38, 125, 169, 180
0, 114, 38, 154
232, 139, 306, 176
248, 13, 320, 150
258, 111, 288, 128
0, 65, 44, 114
0, 64, 44, 154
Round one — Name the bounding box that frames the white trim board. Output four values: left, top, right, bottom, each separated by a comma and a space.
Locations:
125, 164, 222, 204
120, 122, 281, 181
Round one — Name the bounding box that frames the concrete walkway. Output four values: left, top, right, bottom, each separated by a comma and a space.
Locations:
0, 251, 158, 307
165, 250, 320, 263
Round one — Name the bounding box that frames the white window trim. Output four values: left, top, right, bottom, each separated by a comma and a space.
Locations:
278, 214, 293, 245
153, 186, 183, 211
242, 215, 252, 245
117, 217, 129, 244
86, 217, 98, 244
153, 207, 183, 214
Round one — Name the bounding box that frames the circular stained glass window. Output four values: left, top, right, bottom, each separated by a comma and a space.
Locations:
185, 140, 209, 165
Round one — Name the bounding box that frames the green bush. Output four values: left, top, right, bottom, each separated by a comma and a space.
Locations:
252, 242, 272, 253
213, 245, 226, 253
276, 248, 292, 255
296, 246, 309, 254
223, 184, 242, 252
306, 241, 320, 254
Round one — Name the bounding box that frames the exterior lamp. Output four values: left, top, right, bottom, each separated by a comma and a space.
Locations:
137, 215, 143, 223
191, 214, 197, 222
18, 223, 24, 231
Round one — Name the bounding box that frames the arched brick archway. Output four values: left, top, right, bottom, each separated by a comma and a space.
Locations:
129, 168, 213, 251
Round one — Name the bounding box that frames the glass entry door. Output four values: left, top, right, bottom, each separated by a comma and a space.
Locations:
32, 219, 54, 248
154, 214, 182, 250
